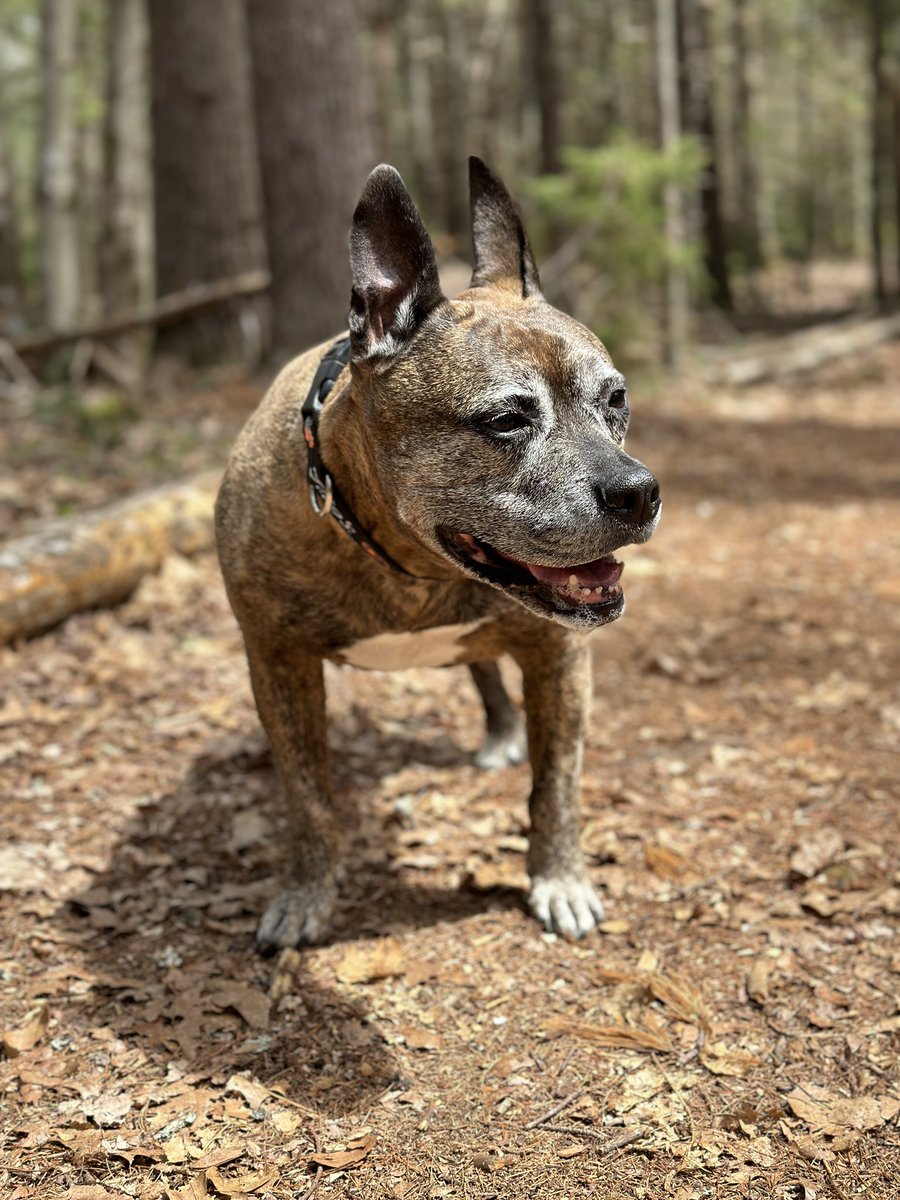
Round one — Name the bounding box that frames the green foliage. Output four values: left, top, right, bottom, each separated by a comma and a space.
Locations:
527, 137, 704, 356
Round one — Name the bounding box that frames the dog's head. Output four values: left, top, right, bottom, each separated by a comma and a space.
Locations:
347, 158, 661, 630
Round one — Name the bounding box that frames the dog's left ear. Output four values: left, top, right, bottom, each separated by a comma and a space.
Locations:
468, 156, 542, 298
349, 165, 446, 358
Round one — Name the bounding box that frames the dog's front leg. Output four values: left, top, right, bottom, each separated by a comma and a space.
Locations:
513, 636, 604, 939
243, 637, 340, 948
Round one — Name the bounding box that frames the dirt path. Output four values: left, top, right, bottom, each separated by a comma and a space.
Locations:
1, 348, 898, 1199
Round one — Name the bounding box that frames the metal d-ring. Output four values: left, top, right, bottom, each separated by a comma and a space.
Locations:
309, 472, 333, 516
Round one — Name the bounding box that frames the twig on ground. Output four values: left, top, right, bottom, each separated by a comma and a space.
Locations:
525, 1090, 583, 1129
537, 1124, 648, 1151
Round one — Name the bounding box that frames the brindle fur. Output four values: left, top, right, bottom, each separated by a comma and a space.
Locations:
215, 158, 660, 947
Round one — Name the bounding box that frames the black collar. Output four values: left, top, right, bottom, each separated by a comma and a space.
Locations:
301, 337, 431, 579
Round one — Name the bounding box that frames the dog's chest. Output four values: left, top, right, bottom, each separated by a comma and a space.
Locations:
335, 618, 490, 671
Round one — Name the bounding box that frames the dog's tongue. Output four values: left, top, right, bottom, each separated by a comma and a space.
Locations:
523, 554, 623, 591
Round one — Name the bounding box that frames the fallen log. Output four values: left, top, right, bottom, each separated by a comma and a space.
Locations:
0, 471, 221, 645
4, 270, 270, 357
705, 310, 900, 387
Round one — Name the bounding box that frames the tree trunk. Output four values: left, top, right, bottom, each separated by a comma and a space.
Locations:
869, 0, 886, 308
894, 89, 900, 296
147, 0, 267, 363
526, 0, 561, 174
655, 0, 690, 368
731, 0, 763, 269
99, 0, 152, 321
0, 472, 220, 645
38, 0, 80, 330
0, 105, 22, 322
245, 0, 374, 358
678, 0, 732, 311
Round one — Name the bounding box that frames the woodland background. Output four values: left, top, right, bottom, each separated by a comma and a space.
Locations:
1, 4, 899, 1200
2, 0, 900, 382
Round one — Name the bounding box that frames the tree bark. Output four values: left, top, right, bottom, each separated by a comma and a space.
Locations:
99, 0, 152, 320
0, 472, 220, 645
0, 105, 22, 322
148, 0, 267, 363
731, 0, 763, 269
526, 0, 562, 174
869, 0, 886, 308
678, 0, 732, 311
245, 0, 374, 358
38, 0, 80, 330
655, 0, 690, 368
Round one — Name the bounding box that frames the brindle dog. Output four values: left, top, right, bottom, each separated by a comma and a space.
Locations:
215, 158, 661, 948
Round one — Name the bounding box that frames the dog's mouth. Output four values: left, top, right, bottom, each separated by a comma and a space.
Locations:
440, 529, 625, 621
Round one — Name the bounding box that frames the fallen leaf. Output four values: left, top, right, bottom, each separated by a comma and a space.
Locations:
790, 827, 844, 879
701, 1042, 760, 1077
82, 1090, 134, 1127
336, 940, 404, 985
208, 983, 270, 1030
308, 1132, 376, 1170
2, 1004, 49, 1056
225, 1074, 270, 1110
786, 1083, 900, 1135
745, 958, 773, 1005
644, 843, 704, 888
206, 1164, 278, 1195
401, 1026, 444, 1052
166, 1175, 208, 1200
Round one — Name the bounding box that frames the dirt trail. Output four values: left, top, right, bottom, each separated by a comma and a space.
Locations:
1, 347, 898, 1198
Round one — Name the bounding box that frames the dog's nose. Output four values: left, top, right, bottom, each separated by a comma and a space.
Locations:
599, 466, 661, 526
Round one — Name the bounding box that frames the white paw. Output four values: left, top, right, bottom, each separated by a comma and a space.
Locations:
256, 881, 336, 949
529, 875, 605, 939
474, 728, 528, 770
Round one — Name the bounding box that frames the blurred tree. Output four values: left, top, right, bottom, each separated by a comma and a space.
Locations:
38, 0, 80, 328
246, 0, 374, 356
678, 0, 732, 311
869, 0, 887, 306
655, 0, 689, 365
526, 0, 561, 175
0, 94, 22, 320
98, 0, 151, 320
148, 0, 267, 363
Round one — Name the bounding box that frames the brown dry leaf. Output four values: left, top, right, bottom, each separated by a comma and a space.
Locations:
308, 1132, 376, 1170
225, 1074, 270, 1110
166, 1175, 208, 1200
789, 826, 844, 879
336, 939, 405, 985
189, 1146, 244, 1170
2, 1004, 49, 1056
644, 843, 704, 888
208, 983, 270, 1030
701, 1041, 760, 1077
82, 1090, 134, 1127
542, 1016, 673, 1052
785, 1083, 900, 1135
66, 1188, 120, 1200
206, 1164, 278, 1195
742, 1135, 777, 1168
401, 1026, 445, 1052
745, 958, 773, 1005
556, 1144, 587, 1159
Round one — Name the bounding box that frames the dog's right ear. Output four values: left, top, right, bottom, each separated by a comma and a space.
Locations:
348, 165, 446, 359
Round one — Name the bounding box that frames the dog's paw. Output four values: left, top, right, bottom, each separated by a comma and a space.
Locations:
529, 875, 605, 939
256, 882, 336, 950
474, 727, 528, 770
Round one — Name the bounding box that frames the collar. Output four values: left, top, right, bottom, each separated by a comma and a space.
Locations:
301, 337, 435, 579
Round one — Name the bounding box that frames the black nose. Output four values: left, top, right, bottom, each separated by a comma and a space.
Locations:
599, 467, 661, 526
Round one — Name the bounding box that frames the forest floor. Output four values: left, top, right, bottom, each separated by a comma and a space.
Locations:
1, 340, 899, 1200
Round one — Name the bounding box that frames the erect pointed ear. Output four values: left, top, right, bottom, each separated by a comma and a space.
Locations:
468, 156, 542, 298
348, 165, 446, 358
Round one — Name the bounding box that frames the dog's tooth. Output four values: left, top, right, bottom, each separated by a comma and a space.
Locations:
568, 574, 578, 588
580, 587, 591, 597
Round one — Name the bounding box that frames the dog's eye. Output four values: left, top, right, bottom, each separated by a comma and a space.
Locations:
608, 388, 628, 410
483, 412, 528, 434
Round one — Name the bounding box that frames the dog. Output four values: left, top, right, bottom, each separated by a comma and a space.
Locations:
215, 157, 661, 949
